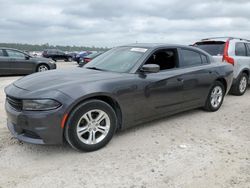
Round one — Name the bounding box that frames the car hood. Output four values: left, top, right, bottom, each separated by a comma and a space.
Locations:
13, 68, 123, 92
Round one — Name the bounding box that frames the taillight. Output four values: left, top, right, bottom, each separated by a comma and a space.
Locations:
222, 40, 234, 65
85, 58, 91, 63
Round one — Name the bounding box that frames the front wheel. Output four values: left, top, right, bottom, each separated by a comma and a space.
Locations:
204, 81, 225, 112
37, 64, 49, 72
65, 100, 117, 152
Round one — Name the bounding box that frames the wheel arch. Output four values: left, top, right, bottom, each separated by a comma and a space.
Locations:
215, 77, 227, 92
64, 94, 123, 131
241, 68, 250, 77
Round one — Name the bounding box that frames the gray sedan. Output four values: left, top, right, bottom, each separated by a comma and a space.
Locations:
4, 43, 233, 152
0, 48, 56, 75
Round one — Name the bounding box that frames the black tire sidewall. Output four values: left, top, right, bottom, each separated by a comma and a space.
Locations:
65, 100, 117, 152
237, 73, 248, 95
205, 81, 225, 112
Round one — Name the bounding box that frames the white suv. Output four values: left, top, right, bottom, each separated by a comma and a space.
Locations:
194, 37, 250, 95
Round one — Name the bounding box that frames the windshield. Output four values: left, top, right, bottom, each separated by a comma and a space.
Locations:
84, 47, 147, 73
195, 41, 225, 56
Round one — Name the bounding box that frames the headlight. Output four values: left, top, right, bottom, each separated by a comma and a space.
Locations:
49, 60, 55, 64
22, 99, 61, 111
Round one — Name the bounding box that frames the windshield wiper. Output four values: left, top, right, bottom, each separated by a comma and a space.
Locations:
86, 67, 104, 71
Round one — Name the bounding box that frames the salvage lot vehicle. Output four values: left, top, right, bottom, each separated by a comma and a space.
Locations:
42, 49, 73, 62
194, 37, 250, 96
0, 48, 56, 75
4, 43, 233, 152
78, 52, 104, 67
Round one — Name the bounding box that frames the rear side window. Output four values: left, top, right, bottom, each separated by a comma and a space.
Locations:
235, 42, 247, 56
181, 49, 202, 67
195, 41, 225, 56
246, 43, 250, 56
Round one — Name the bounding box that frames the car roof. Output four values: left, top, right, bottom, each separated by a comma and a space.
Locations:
120, 43, 210, 55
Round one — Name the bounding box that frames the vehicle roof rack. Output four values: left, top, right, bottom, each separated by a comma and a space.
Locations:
201, 37, 250, 42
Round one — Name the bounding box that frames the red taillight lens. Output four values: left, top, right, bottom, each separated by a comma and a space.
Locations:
85, 58, 91, 63
223, 40, 234, 65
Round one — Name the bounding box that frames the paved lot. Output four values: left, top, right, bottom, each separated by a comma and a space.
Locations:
0, 61, 250, 188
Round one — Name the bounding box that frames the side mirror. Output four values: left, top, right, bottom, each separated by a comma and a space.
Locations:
141, 64, 160, 73
25, 55, 30, 60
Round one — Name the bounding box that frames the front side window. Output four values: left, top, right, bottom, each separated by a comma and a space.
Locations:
235, 43, 247, 56
6, 50, 26, 59
144, 49, 178, 71
0, 50, 5, 57
85, 47, 146, 73
181, 49, 202, 67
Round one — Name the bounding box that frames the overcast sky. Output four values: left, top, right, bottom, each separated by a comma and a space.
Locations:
0, 0, 249, 47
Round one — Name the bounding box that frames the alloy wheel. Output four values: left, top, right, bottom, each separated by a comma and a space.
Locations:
239, 76, 247, 93
76, 109, 110, 145
38, 65, 48, 72
210, 86, 223, 108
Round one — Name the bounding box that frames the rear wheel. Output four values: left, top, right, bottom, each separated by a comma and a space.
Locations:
230, 73, 248, 96
65, 100, 117, 152
204, 81, 225, 112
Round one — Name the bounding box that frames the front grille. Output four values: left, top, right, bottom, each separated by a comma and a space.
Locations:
6, 96, 22, 111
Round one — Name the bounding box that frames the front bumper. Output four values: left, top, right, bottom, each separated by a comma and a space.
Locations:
5, 101, 64, 145
50, 63, 57, 70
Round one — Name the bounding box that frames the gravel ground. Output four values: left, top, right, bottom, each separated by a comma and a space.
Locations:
0, 62, 250, 188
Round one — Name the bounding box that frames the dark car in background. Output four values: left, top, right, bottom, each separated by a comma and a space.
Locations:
78, 52, 104, 67
42, 49, 73, 62
75, 51, 92, 64
5, 43, 233, 152
0, 48, 56, 75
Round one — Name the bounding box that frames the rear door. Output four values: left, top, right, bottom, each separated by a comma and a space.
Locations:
5, 49, 34, 74
178, 48, 217, 108
0, 49, 11, 75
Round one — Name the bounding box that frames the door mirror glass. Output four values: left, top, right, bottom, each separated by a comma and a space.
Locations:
141, 64, 160, 73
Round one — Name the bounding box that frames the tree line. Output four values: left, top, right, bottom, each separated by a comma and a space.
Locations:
0, 43, 109, 52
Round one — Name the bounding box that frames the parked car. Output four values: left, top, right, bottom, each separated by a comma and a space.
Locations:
194, 37, 250, 95
68, 52, 78, 62
42, 49, 73, 62
5, 44, 233, 151
0, 48, 56, 75
78, 52, 104, 67
75, 51, 92, 64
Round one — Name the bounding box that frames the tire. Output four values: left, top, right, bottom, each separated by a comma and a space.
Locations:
204, 81, 225, 112
65, 100, 117, 152
67, 57, 72, 62
37, 64, 49, 72
230, 73, 248, 96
